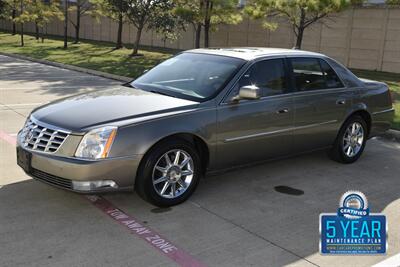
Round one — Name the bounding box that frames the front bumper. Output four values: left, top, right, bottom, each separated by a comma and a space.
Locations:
17, 144, 142, 193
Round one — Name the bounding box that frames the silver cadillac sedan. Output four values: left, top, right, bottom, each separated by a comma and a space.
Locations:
17, 48, 394, 206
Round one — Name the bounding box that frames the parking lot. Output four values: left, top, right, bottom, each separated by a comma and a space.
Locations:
1, 54, 400, 267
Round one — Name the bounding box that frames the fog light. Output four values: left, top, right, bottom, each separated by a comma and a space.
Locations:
72, 180, 118, 191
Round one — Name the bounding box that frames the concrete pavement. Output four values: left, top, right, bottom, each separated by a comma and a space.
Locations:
1, 54, 399, 267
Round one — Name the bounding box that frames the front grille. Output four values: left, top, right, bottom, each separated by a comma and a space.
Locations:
21, 119, 69, 153
31, 168, 73, 189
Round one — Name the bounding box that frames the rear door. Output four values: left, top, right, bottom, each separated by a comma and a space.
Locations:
288, 57, 355, 152
216, 58, 294, 168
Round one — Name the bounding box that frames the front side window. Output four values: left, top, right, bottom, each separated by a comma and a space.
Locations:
290, 58, 326, 91
290, 57, 344, 91
131, 53, 245, 102
236, 59, 288, 97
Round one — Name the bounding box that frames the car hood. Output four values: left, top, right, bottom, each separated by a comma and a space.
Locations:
31, 86, 199, 133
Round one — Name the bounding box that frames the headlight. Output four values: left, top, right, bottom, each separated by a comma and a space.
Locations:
75, 126, 117, 159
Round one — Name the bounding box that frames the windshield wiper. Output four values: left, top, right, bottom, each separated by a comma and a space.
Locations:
122, 82, 136, 88
149, 90, 176, 98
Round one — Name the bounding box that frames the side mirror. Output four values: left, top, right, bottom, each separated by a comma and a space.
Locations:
231, 85, 261, 102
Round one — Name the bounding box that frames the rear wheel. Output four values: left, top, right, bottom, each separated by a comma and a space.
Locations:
136, 139, 202, 207
329, 115, 368, 164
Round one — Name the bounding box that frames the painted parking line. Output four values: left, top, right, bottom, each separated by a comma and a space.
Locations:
0, 130, 206, 267
0, 103, 43, 107
86, 195, 206, 267
0, 130, 16, 145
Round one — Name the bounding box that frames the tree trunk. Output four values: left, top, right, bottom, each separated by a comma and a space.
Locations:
204, 22, 210, 48
295, 27, 304, 49
294, 8, 306, 49
74, 3, 80, 43
12, 8, 16, 35
33, 0, 39, 40
203, 0, 212, 48
35, 23, 39, 40
41, 26, 45, 43
195, 0, 204, 48
20, 0, 24, 46
132, 25, 143, 56
20, 24, 24, 46
116, 13, 123, 49
195, 23, 201, 48
63, 0, 68, 49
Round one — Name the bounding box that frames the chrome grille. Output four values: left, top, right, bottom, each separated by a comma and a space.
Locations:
21, 119, 69, 153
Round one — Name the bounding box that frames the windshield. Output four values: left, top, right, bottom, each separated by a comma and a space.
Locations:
131, 53, 245, 102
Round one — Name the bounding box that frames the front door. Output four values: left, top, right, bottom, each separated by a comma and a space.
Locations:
216, 58, 294, 168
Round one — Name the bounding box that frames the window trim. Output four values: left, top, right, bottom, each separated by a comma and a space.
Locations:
220, 56, 294, 105
287, 56, 347, 93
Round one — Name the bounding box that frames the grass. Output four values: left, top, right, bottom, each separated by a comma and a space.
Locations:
0, 31, 175, 78
352, 69, 400, 130
1, 31, 399, 129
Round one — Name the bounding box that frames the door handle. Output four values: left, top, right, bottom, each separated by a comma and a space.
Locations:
336, 99, 346, 105
276, 108, 289, 114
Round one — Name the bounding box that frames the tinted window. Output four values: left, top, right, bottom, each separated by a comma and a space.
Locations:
325, 58, 361, 88
291, 58, 326, 91
237, 59, 288, 97
132, 53, 245, 102
320, 59, 344, 88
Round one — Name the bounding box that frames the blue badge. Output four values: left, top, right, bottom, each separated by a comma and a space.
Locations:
320, 191, 387, 254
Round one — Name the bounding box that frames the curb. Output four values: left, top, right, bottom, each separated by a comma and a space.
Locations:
0, 52, 132, 82
379, 129, 400, 143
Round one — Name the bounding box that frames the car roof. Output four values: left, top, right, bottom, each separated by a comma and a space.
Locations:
185, 47, 324, 61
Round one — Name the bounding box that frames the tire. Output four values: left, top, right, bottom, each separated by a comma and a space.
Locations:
135, 138, 202, 207
329, 115, 368, 164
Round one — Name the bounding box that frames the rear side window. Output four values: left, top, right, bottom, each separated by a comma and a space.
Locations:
290, 58, 344, 91
325, 58, 361, 88
320, 59, 344, 89
238, 59, 288, 97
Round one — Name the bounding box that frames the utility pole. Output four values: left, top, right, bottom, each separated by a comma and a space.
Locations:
63, 0, 68, 49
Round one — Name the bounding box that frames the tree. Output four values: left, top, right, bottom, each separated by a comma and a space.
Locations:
174, 0, 203, 48
90, 0, 128, 49
0, 0, 6, 17
175, 0, 241, 48
13, 0, 32, 46
124, 0, 176, 56
245, 0, 359, 49
11, 0, 17, 34
69, 0, 92, 43
30, 0, 62, 42
386, 0, 400, 5
2, 0, 18, 34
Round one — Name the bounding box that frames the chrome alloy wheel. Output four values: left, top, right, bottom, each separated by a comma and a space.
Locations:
342, 122, 364, 157
152, 149, 194, 199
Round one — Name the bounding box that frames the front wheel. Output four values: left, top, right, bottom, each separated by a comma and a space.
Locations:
329, 116, 368, 164
135, 139, 202, 207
